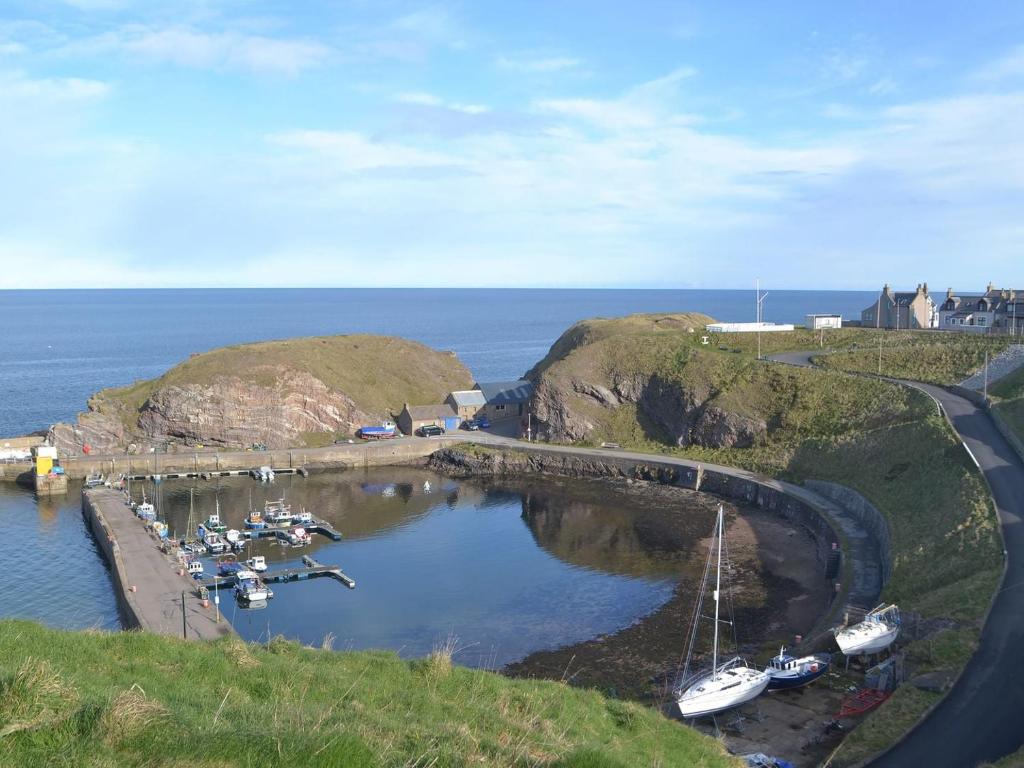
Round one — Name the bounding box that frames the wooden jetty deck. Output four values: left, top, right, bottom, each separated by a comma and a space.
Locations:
238, 521, 343, 543
200, 561, 356, 592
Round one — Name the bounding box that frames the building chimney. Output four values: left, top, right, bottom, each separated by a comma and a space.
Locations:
947, 287, 954, 298
923, 282, 928, 295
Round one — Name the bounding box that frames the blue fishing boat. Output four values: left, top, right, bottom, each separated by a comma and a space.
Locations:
765, 648, 831, 690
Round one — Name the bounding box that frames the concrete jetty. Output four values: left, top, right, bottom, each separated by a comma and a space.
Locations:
82, 487, 234, 640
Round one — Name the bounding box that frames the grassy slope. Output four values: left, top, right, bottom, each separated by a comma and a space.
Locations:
990, 364, 1024, 446
95, 334, 473, 428
814, 333, 1012, 385
530, 314, 1003, 766
0, 621, 737, 768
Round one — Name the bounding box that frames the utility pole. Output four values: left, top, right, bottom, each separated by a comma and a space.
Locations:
755, 279, 769, 361
756, 278, 761, 361
984, 351, 989, 401
876, 288, 883, 375
181, 591, 187, 639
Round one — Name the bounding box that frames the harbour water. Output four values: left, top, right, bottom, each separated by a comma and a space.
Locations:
0, 481, 119, 631
148, 469, 710, 668
0, 288, 874, 437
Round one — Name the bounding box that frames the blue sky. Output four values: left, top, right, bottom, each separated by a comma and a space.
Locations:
1, 1, 1023, 290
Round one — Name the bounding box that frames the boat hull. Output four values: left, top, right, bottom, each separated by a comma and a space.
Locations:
677, 666, 770, 718
836, 625, 899, 656
767, 662, 830, 690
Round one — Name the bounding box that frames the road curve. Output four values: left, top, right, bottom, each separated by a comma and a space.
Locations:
768, 351, 1024, 766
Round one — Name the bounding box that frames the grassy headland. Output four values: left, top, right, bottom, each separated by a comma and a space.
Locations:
526, 313, 1004, 766
101, 334, 471, 425
0, 620, 737, 768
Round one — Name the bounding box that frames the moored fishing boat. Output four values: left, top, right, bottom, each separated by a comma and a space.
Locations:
675, 504, 770, 718
204, 499, 227, 533
234, 570, 271, 602
293, 508, 313, 525
245, 507, 266, 529
835, 605, 900, 656
264, 499, 293, 527
198, 525, 228, 554
225, 529, 246, 550
765, 648, 831, 690
245, 555, 268, 572
286, 526, 311, 546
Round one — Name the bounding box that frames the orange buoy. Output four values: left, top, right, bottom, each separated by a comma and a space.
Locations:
200, 599, 209, 608
129, 585, 137, 593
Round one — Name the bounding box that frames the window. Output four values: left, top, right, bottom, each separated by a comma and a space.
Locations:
978, 317, 987, 326
495, 404, 506, 412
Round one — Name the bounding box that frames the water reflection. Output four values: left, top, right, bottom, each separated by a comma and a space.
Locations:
0, 481, 119, 631
150, 469, 685, 667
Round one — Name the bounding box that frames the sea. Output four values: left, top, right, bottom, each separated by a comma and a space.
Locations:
0, 288, 874, 437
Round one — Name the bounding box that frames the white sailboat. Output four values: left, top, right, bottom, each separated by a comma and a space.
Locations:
834, 604, 900, 656
676, 505, 770, 718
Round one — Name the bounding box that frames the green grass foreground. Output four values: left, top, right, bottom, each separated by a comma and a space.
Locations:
0, 621, 738, 768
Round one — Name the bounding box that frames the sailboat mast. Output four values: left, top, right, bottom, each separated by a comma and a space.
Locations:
712, 505, 723, 681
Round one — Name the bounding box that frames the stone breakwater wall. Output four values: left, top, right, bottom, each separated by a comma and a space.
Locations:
1, 437, 461, 482
81, 489, 142, 630
428, 444, 889, 633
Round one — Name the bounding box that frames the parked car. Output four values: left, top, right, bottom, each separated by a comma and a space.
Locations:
477, 416, 491, 429
417, 424, 445, 437
461, 419, 480, 431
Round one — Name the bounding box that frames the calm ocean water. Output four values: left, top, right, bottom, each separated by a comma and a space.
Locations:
0, 288, 873, 437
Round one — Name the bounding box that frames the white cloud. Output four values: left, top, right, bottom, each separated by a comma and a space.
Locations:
496, 55, 581, 73
61, 24, 331, 74
972, 45, 1024, 81
395, 91, 489, 114
536, 67, 697, 130
868, 76, 898, 95
268, 130, 458, 172
0, 69, 110, 102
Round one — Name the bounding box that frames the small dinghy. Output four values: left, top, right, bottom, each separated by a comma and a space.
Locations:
835, 605, 900, 656
839, 688, 891, 718
675, 505, 770, 718
765, 648, 831, 690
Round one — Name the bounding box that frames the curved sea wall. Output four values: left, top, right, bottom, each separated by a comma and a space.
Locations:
428, 443, 891, 634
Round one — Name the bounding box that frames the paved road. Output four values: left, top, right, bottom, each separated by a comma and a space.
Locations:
769, 352, 1024, 766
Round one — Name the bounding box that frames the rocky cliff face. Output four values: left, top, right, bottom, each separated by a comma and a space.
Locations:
527, 317, 768, 449
49, 368, 375, 454
49, 334, 472, 454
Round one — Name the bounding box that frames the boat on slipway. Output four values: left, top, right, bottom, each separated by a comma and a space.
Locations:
835, 605, 900, 656
675, 504, 770, 718
765, 648, 831, 690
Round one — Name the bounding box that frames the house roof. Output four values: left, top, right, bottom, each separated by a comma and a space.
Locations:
475, 379, 534, 405
404, 404, 457, 420
448, 390, 487, 407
